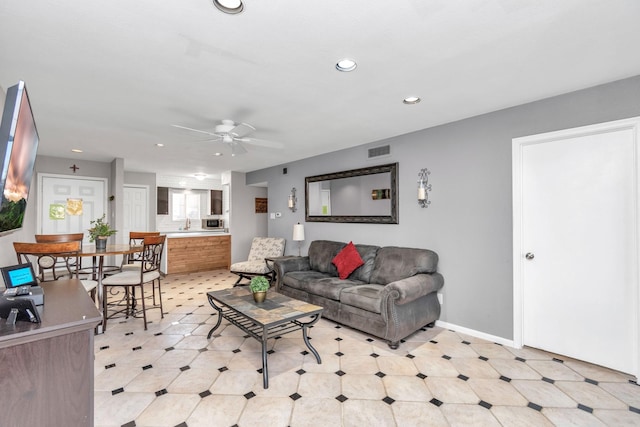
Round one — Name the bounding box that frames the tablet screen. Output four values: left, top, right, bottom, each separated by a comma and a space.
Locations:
1, 263, 38, 288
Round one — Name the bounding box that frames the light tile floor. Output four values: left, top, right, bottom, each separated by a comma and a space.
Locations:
94, 270, 640, 427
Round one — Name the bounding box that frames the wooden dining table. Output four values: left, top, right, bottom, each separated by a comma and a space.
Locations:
79, 243, 142, 332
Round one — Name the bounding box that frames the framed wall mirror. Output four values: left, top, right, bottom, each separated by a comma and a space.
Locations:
305, 163, 398, 224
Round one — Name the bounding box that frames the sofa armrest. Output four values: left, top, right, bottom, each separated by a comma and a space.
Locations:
273, 256, 311, 290
382, 273, 444, 305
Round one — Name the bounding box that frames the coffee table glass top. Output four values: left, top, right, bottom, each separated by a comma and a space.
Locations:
207, 287, 322, 326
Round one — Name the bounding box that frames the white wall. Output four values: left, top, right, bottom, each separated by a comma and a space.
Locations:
228, 171, 268, 263
0, 155, 113, 285
246, 74, 640, 342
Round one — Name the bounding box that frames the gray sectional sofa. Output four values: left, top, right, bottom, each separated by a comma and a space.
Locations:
273, 240, 444, 349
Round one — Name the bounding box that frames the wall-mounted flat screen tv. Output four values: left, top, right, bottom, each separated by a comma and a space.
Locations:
0, 81, 39, 235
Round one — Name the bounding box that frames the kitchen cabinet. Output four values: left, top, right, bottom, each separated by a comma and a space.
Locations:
157, 186, 169, 215
211, 189, 223, 215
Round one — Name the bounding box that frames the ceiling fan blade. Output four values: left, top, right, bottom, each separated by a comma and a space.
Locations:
237, 137, 284, 149
230, 141, 248, 156
171, 124, 217, 137
229, 122, 255, 138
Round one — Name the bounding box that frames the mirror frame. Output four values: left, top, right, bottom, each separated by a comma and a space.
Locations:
305, 162, 398, 224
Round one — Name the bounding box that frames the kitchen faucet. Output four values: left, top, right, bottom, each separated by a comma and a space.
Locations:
185, 218, 190, 230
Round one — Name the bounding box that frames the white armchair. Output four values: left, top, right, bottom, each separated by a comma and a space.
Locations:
230, 237, 286, 286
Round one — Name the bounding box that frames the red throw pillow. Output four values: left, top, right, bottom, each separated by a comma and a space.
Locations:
332, 241, 364, 280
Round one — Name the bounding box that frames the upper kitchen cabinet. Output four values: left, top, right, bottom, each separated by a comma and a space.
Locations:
211, 190, 223, 215
157, 186, 169, 215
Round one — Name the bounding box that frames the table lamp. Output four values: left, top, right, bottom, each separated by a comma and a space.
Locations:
293, 222, 305, 256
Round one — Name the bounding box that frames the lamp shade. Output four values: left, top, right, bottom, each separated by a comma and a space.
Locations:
293, 223, 305, 241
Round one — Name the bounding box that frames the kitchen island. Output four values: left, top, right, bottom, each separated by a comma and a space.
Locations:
162, 231, 231, 274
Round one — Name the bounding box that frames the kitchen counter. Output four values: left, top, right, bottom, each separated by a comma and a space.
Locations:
162, 233, 230, 274
163, 230, 229, 238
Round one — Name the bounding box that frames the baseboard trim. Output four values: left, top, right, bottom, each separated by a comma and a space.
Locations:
435, 320, 516, 348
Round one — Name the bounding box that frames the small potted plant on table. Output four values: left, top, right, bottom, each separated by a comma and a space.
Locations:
249, 276, 269, 303
88, 214, 117, 251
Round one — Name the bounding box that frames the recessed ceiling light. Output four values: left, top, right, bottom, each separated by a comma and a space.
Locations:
214, 152, 223, 156
155, 143, 164, 147
403, 96, 421, 105
71, 149, 83, 153
194, 173, 207, 181
336, 58, 357, 72
213, 0, 243, 14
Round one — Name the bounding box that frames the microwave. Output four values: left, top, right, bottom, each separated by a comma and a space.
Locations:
202, 218, 224, 229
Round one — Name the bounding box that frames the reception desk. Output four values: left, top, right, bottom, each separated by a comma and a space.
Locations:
0, 279, 102, 427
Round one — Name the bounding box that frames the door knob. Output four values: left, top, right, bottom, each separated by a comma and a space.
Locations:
525, 252, 535, 260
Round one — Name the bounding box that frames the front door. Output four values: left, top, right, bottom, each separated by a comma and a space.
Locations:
37, 174, 108, 244
513, 117, 640, 377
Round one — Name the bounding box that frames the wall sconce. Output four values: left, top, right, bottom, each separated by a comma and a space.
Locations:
417, 168, 432, 208
288, 187, 297, 212
293, 222, 305, 256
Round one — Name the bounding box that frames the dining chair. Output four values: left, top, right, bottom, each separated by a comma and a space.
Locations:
35, 232, 119, 278
101, 235, 166, 331
13, 241, 98, 298
34, 233, 87, 278
120, 231, 161, 271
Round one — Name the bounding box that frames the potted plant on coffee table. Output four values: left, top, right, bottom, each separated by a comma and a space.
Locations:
249, 276, 269, 303
88, 214, 117, 251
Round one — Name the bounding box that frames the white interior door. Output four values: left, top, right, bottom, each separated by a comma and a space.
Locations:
514, 117, 640, 377
38, 174, 107, 244
123, 185, 149, 239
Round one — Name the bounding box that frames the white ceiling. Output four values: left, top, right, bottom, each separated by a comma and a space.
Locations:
1, 0, 640, 179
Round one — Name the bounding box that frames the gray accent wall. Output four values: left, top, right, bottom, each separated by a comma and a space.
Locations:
246, 75, 640, 340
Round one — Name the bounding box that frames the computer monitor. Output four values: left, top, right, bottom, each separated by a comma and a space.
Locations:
1, 263, 38, 288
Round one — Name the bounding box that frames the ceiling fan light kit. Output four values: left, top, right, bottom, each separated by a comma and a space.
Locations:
172, 119, 257, 156
172, 118, 284, 157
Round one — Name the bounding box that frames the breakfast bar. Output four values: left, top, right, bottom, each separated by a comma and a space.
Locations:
162, 232, 231, 274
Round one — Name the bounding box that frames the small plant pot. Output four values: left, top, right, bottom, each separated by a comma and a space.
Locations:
252, 291, 267, 303
95, 237, 108, 251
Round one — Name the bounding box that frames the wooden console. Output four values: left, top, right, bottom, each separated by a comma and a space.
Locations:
0, 279, 101, 426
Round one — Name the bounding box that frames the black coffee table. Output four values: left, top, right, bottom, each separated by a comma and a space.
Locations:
206, 287, 323, 388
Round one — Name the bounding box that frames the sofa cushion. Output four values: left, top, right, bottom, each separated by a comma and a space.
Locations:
283, 270, 361, 300
351, 244, 379, 283
308, 240, 346, 275
369, 246, 439, 284
340, 284, 384, 314
332, 241, 364, 279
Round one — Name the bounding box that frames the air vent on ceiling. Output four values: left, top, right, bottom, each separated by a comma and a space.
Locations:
368, 145, 391, 158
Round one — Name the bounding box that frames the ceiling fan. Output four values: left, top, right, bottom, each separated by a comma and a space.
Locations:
172, 119, 281, 156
